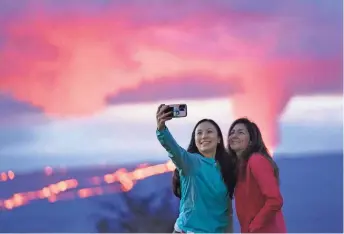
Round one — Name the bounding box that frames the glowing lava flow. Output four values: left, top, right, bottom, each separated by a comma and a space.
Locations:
0, 161, 176, 211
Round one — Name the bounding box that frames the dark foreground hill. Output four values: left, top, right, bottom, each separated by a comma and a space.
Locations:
0, 152, 342, 233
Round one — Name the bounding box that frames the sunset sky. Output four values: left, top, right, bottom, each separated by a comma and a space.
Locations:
0, 0, 342, 171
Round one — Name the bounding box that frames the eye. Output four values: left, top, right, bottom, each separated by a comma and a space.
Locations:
207, 130, 213, 134
197, 132, 202, 135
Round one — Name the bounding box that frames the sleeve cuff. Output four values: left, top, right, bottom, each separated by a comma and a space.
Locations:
156, 126, 167, 135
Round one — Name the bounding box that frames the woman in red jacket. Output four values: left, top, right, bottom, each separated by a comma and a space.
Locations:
228, 118, 286, 233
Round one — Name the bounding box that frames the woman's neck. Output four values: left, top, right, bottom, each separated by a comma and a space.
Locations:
236, 150, 244, 158
202, 151, 216, 159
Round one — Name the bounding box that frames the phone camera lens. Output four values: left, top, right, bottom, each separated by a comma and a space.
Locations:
179, 105, 186, 111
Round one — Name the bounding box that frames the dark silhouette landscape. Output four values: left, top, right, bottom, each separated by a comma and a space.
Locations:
0, 152, 342, 233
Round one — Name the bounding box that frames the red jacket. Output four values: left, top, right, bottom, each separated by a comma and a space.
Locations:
235, 153, 286, 233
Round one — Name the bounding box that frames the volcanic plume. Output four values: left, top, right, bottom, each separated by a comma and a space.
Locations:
0, 0, 342, 149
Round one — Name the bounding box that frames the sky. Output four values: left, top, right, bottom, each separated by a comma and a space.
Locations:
0, 0, 342, 171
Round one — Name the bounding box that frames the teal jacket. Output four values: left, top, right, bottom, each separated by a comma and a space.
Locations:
156, 127, 231, 233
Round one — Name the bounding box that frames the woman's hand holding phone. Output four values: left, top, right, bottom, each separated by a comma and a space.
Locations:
156, 104, 173, 131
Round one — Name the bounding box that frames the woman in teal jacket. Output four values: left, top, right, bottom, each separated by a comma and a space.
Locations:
156, 104, 236, 233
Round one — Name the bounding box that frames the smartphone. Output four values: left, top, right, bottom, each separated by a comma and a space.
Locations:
164, 104, 187, 118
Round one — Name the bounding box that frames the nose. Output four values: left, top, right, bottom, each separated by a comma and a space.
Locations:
230, 132, 239, 139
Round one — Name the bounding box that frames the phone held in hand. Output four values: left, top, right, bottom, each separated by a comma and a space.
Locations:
164, 104, 187, 118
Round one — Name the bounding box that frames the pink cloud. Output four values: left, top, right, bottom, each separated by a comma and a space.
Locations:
0, 0, 341, 147
0, 0, 281, 115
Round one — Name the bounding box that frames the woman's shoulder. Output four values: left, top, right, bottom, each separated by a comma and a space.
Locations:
184, 152, 205, 167
188, 152, 215, 168
247, 153, 267, 165
247, 153, 275, 173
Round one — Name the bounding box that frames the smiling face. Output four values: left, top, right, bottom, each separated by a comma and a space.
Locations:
194, 121, 220, 158
228, 123, 250, 156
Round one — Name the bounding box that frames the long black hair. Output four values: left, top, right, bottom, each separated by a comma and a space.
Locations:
227, 117, 279, 182
172, 119, 237, 199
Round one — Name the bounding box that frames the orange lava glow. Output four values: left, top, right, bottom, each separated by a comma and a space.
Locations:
0, 170, 17, 182
0, 161, 176, 211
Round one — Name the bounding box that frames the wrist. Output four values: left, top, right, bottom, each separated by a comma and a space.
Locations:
157, 124, 166, 131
